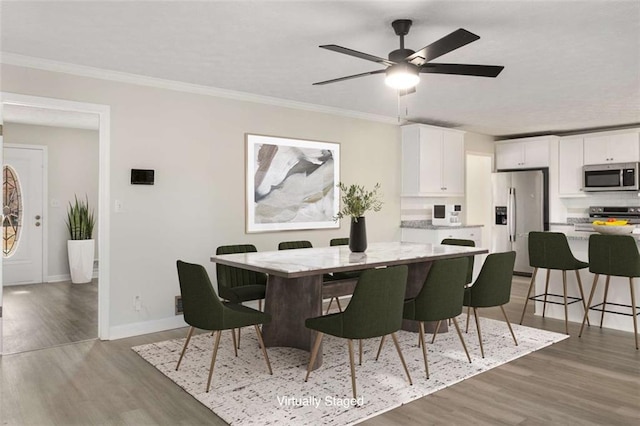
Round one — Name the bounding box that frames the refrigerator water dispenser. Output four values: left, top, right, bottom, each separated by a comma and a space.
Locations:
495, 206, 507, 225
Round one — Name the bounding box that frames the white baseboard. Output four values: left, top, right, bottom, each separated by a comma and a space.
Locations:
108, 315, 187, 340
48, 268, 99, 283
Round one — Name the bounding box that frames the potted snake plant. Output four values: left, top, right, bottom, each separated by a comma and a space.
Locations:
66, 195, 96, 283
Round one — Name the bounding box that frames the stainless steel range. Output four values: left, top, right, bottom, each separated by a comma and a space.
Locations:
589, 206, 640, 224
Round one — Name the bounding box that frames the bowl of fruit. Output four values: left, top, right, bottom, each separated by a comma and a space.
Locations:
592, 218, 635, 235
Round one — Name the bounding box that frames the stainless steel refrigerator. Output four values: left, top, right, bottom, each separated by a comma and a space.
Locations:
491, 169, 548, 275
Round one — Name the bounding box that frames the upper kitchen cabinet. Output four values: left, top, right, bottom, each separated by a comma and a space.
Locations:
401, 124, 465, 197
495, 137, 553, 170
558, 136, 585, 197
583, 131, 640, 165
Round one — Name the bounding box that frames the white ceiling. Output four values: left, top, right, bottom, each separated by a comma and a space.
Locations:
1, 1, 639, 137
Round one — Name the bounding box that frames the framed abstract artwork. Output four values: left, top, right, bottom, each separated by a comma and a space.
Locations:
245, 134, 340, 233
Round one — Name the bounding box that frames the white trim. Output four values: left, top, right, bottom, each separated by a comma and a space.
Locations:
1, 92, 111, 344
1, 53, 398, 125
109, 315, 187, 340
48, 267, 99, 283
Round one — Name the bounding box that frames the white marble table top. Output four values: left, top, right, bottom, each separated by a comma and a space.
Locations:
211, 241, 488, 278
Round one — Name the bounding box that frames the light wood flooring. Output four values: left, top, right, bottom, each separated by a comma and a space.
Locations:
1, 277, 638, 425
2, 279, 98, 354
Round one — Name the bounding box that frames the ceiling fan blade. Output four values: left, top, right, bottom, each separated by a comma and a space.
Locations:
313, 69, 385, 86
420, 63, 504, 77
405, 28, 480, 65
320, 45, 396, 67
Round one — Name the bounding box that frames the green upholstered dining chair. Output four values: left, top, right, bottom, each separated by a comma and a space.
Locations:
441, 238, 475, 285
463, 251, 518, 358
175, 260, 272, 392
520, 232, 590, 335
278, 240, 344, 314
327, 237, 361, 313
215, 244, 267, 310
304, 265, 412, 399
579, 234, 640, 350
390, 257, 472, 379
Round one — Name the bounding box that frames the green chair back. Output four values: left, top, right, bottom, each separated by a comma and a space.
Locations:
405, 257, 468, 322
588, 234, 640, 278
177, 260, 224, 330
330, 238, 349, 246
441, 238, 475, 284
528, 232, 588, 271
215, 244, 267, 302
464, 251, 516, 308
306, 265, 408, 339
278, 240, 313, 250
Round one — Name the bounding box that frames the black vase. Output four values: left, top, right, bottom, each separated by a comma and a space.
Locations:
349, 217, 367, 253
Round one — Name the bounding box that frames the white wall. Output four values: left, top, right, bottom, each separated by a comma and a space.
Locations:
3, 123, 99, 281
1, 64, 401, 333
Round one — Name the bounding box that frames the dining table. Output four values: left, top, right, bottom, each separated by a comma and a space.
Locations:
211, 241, 488, 369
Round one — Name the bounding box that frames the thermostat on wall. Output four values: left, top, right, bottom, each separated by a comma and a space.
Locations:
131, 169, 154, 185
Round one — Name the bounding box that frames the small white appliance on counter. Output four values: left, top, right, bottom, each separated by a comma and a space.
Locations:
432, 204, 462, 226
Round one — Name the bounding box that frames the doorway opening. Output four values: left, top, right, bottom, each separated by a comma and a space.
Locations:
465, 152, 494, 255
0, 93, 110, 355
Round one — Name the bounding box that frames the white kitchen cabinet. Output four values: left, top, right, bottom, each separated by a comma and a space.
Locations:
583, 131, 640, 165
495, 137, 552, 170
558, 136, 586, 197
401, 124, 465, 197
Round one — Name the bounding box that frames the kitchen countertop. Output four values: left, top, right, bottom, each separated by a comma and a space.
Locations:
401, 220, 483, 230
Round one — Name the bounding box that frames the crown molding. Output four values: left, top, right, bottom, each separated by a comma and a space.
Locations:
1, 52, 399, 125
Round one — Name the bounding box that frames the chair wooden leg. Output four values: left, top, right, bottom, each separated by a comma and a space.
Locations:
231, 328, 238, 357
390, 332, 412, 386
176, 326, 194, 371
375, 335, 386, 361
465, 305, 471, 333
304, 332, 324, 382
254, 325, 273, 374
359, 339, 363, 366
575, 270, 590, 326
451, 316, 471, 363
347, 339, 357, 399
473, 308, 485, 358
206, 330, 222, 393
418, 322, 429, 378
237, 327, 241, 349
630, 278, 638, 350
562, 270, 569, 335
325, 298, 334, 315
601, 276, 611, 328
579, 274, 599, 337
500, 305, 518, 346
336, 297, 343, 312
520, 267, 538, 324
542, 269, 551, 318
431, 320, 442, 344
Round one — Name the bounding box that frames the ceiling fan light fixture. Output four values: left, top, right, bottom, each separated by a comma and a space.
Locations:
385, 63, 420, 90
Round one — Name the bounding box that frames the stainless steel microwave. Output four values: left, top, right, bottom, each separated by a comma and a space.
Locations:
583, 162, 639, 192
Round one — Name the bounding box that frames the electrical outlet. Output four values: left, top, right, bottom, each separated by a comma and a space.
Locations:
134, 295, 142, 311
175, 296, 183, 315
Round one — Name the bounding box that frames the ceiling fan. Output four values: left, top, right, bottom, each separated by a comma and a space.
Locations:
313, 19, 504, 93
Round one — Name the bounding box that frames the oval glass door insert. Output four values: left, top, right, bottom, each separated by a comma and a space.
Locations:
3, 165, 23, 257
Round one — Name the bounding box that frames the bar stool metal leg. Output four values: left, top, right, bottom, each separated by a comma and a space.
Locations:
600, 275, 611, 328
562, 270, 569, 335
520, 267, 538, 324
579, 274, 600, 338
542, 269, 551, 318
630, 278, 639, 350
575, 270, 590, 326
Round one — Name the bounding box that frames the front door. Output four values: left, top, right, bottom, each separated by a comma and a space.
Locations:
2, 145, 45, 285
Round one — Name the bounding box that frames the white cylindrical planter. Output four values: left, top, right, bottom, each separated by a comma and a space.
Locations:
67, 239, 95, 284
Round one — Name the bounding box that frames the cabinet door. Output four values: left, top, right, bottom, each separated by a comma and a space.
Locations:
609, 132, 640, 163
523, 140, 549, 167
418, 127, 444, 194
558, 137, 585, 196
583, 134, 611, 164
441, 131, 465, 195
495, 143, 523, 169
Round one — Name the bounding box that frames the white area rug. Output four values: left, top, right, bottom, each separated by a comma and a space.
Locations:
133, 314, 567, 425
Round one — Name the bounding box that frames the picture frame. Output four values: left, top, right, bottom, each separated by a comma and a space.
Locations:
245, 134, 340, 233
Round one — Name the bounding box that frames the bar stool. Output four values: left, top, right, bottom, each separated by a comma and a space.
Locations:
520, 232, 590, 335
579, 234, 639, 350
